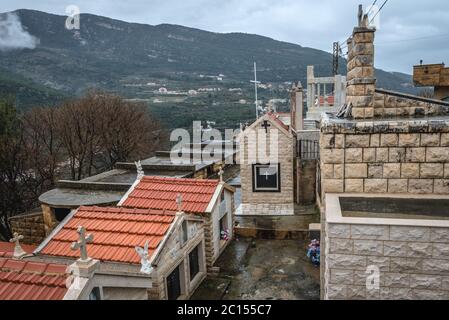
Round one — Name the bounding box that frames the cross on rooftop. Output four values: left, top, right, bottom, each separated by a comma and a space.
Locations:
261, 120, 271, 134
176, 193, 183, 212
10, 232, 26, 259
71, 226, 93, 261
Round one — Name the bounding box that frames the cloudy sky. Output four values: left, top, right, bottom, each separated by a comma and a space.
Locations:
1, 0, 449, 73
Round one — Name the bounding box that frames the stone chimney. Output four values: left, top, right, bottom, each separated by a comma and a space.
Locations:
290, 82, 304, 131
346, 4, 376, 119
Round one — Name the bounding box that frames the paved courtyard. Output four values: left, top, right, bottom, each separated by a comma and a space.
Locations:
191, 238, 320, 300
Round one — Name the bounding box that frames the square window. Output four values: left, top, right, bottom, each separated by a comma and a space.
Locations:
252, 164, 280, 192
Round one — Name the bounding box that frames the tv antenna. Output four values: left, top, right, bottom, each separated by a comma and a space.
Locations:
250, 62, 261, 119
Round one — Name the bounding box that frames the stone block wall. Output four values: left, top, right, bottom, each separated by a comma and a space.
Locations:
9, 212, 46, 245
320, 118, 449, 196
325, 222, 449, 300
345, 26, 449, 119
374, 89, 449, 118
346, 27, 376, 119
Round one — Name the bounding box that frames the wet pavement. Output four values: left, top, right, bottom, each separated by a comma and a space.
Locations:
191, 238, 320, 300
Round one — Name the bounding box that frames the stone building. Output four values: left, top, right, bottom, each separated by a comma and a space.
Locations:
118, 176, 235, 270
413, 63, 449, 101
320, 6, 449, 300
15, 140, 237, 245
238, 81, 321, 216
33, 206, 206, 300
239, 112, 296, 215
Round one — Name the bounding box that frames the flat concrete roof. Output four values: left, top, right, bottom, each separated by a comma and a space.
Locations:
39, 188, 125, 208
326, 193, 449, 228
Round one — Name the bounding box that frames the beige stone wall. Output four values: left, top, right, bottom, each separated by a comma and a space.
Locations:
373, 90, 449, 118
240, 125, 295, 215
320, 126, 449, 196
149, 218, 206, 300
9, 212, 46, 245
325, 222, 449, 300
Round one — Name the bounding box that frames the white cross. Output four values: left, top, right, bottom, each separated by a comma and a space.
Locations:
10, 232, 26, 259
71, 226, 94, 261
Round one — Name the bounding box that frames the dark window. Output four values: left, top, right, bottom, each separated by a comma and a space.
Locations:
189, 245, 200, 281
252, 164, 280, 192
166, 266, 181, 300
181, 220, 188, 245
220, 191, 225, 203
54, 208, 71, 222
89, 287, 101, 300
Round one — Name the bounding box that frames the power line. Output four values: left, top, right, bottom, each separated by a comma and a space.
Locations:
370, 0, 389, 24
376, 32, 449, 45
367, 0, 379, 16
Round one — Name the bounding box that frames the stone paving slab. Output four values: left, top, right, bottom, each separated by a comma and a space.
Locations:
191, 239, 320, 300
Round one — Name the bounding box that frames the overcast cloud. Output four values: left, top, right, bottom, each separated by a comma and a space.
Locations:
1, 0, 449, 73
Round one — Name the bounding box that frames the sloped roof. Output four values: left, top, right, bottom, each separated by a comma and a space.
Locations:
0, 258, 68, 300
267, 112, 290, 131
40, 206, 176, 264
121, 176, 220, 214
0, 242, 37, 258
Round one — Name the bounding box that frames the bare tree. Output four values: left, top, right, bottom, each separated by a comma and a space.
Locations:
22, 107, 63, 193
0, 90, 164, 240
96, 93, 163, 169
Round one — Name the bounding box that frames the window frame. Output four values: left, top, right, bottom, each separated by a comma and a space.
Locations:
252, 163, 281, 192
188, 244, 200, 282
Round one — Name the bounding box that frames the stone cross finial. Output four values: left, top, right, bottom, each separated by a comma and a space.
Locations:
10, 232, 27, 259
71, 226, 93, 261
218, 166, 224, 182
135, 160, 144, 180
357, 4, 369, 28
176, 193, 183, 212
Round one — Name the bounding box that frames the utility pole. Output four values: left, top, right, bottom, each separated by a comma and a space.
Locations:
250, 62, 261, 119
332, 42, 340, 76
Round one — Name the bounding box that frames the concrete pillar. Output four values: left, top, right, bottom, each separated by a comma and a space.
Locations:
346, 21, 376, 119
307, 66, 315, 111
290, 83, 304, 131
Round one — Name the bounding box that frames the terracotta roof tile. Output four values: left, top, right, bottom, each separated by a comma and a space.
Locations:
40, 206, 176, 264
267, 112, 290, 131
0, 242, 37, 257
0, 258, 68, 300
121, 176, 220, 214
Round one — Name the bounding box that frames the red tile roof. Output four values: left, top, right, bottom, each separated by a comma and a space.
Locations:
0, 242, 37, 258
319, 96, 335, 105
0, 258, 68, 300
40, 206, 176, 264
267, 112, 290, 131
122, 176, 220, 214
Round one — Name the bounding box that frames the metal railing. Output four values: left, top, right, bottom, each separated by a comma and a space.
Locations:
297, 140, 320, 160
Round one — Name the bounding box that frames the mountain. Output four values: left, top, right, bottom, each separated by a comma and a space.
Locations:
0, 67, 67, 110
0, 9, 417, 93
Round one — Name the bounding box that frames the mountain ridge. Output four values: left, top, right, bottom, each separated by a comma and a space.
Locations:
0, 9, 418, 113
